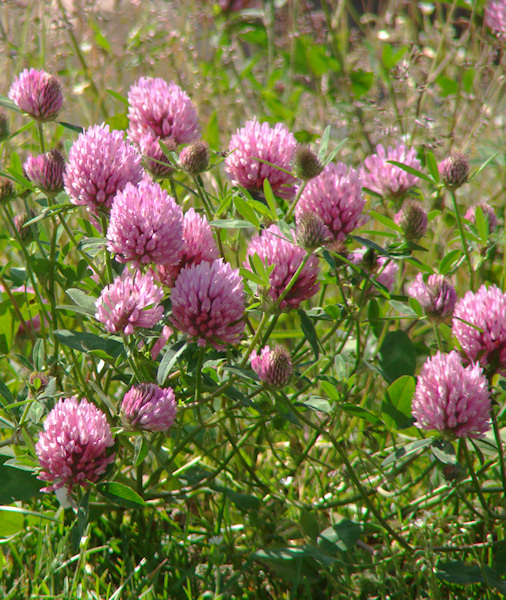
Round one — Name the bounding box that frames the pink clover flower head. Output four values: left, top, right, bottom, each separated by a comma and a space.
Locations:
412, 351, 491, 439
127, 77, 201, 146
95, 270, 164, 335
121, 383, 177, 432
453, 284, 506, 376
36, 397, 115, 492
485, 0, 506, 34
295, 162, 366, 245
438, 153, 469, 189
245, 225, 320, 310
225, 119, 297, 199
8, 68, 63, 122
23, 149, 65, 193
464, 202, 498, 233
107, 179, 184, 266
155, 208, 219, 286
138, 133, 176, 179
407, 273, 457, 323
251, 345, 293, 387
65, 124, 144, 213
350, 249, 398, 293
361, 143, 421, 198
170, 259, 245, 350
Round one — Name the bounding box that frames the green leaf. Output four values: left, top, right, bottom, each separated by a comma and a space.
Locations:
381, 439, 433, 469
425, 150, 440, 183
205, 110, 219, 149
382, 44, 408, 70
0, 454, 43, 503
58, 121, 84, 134
157, 340, 187, 385
64, 288, 98, 316
71, 491, 90, 554
437, 561, 506, 593
408, 297, 423, 318
382, 375, 416, 429
0, 300, 14, 355
350, 69, 374, 98
106, 89, 128, 105
378, 330, 416, 383
340, 403, 381, 425
133, 437, 149, 467
473, 205, 489, 246
262, 179, 278, 220
370, 210, 403, 233
469, 153, 499, 181
0, 94, 21, 113
0, 510, 26, 538
436, 75, 459, 97
299, 397, 332, 413
33, 339, 45, 372
439, 249, 463, 275
389, 299, 419, 318
211, 219, 252, 229
432, 439, 457, 464
318, 517, 361, 553
386, 160, 432, 183
318, 126, 331, 162
298, 309, 319, 360
97, 482, 145, 509
54, 329, 123, 359
0, 381, 14, 406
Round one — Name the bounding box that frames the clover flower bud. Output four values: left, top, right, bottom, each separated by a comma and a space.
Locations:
179, 140, 210, 174
251, 345, 293, 387
394, 200, 428, 241
292, 144, 323, 181
438, 153, 469, 189
24, 149, 65, 193
296, 212, 331, 250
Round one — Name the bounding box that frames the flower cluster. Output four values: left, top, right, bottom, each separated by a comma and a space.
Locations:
246, 225, 320, 310
295, 162, 366, 246
65, 124, 144, 213
412, 351, 491, 439
127, 77, 201, 146
251, 345, 293, 387
170, 259, 245, 349
361, 142, 421, 199
485, 0, 506, 35
107, 179, 183, 266
453, 285, 506, 376
408, 273, 457, 323
464, 202, 498, 233
24, 150, 65, 193
121, 384, 177, 432
9, 68, 63, 122
155, 208, 219, 287
95, 270, 164, 335
225, 119, 297, 198
36, 397, 115, 491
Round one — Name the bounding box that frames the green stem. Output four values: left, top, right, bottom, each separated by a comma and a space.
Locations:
433, 324, 444, 352
37, 122, 45, 153
195, 346, 204, 403
449, 189, 474, 289
240, 311, 270, 368
490, 404, 506, 500
283, 398, 413, 553
461, 439, 491, 516
285, 181, 307, 221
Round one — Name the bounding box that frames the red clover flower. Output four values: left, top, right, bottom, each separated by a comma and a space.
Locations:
36, 397, 115, 492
